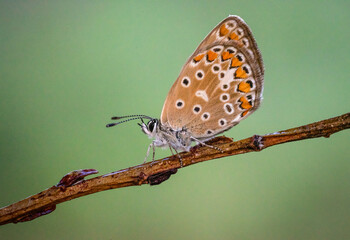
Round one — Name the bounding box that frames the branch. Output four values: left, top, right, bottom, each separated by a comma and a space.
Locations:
0, 113, 349, 225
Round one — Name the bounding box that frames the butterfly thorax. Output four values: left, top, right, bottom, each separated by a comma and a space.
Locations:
140, 119, 192, 151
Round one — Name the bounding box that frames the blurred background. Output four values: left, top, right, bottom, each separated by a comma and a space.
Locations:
1, 1, 349, 239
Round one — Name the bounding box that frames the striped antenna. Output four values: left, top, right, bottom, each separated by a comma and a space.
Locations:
111, 114, 151, 120
106, 115, 153, 128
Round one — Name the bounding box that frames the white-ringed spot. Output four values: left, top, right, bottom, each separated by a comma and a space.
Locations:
212, 64, 221, 73
206, 129, 214, 135
235, 28, 244, 37
218, 118, 227, 127
195, 90, 209, 102
226, 47, 237, 54
196, 70, 204, 80
221, 83, 230, 91
224, 103, 234, 115
181, 77, 191, 87
241, 38, 249, 47
193, 104, 202, 114
175, 99, 185, 109
212, 46, 223, 53
226, 20, 237, 29
236, 53, 245, 63
201, 112, 210, 121
220, 93, 230, 102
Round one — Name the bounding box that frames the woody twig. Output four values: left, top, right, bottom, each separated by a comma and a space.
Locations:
0, 112, 349, 226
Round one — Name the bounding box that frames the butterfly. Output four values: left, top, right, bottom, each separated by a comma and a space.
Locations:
107, 15, 264, 166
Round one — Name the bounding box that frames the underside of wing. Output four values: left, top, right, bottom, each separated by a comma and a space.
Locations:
160, 16, 264, 139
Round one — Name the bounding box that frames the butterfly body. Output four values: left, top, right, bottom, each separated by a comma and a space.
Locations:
107, 15, 264, 165
139, 119, 193, 151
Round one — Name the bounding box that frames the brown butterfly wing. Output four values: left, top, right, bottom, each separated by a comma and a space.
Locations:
193, 15, 264, 73
160, 15, 264, 139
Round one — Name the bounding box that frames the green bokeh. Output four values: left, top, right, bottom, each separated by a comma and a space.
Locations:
1, 1, 349, 239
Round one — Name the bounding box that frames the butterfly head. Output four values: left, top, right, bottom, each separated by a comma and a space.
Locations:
139, 118, 159, 138
106, 114, 163, 141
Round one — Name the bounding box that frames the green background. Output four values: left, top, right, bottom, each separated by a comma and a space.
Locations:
1, 1, 349, 239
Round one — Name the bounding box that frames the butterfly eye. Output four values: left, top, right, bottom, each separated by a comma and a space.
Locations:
148, 120, 157, 132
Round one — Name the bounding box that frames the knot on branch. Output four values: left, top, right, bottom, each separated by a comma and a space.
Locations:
57, 169, 98, 190
13, 205, 56, 224
250, 135, 264, 151
148, 169, 178, 185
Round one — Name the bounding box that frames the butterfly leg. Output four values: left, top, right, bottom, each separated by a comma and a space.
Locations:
149, 142, 158, 167
191, 137, 224, 153
144, 141, 155, 163
152, 142, 156, 161
169, 146, 183, 167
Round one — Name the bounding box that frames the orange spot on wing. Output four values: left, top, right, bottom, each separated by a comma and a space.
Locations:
229, 32, 239, 40
193, 54, 204, 63
241, 111, 248, 117
235, 66, 248, 79
220, 24, 229, 36
231, 57, 243, 68
222, 51, 233, 61
239, 97, 252, 110
238, 81, 251, 93
207, 50, 218, 62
